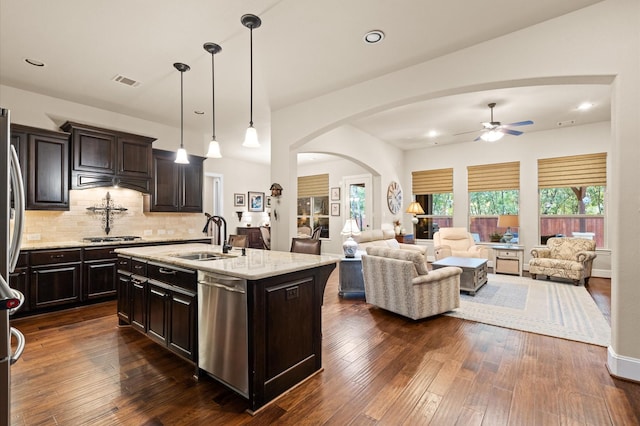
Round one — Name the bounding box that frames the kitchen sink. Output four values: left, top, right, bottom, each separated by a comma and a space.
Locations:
171, 252, 235, 261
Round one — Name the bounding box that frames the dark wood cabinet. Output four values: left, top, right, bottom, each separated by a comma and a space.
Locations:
167, 287, 197, 360
8, 253, 30, 314
11, 124, 70, 210
148, 149, 205, 213
130, 275, 147, 334
61, 121, 155, 193
237, 227, 265, 249
83, 246, 119, 299
147, 282, 169, 346
30, 248, 82, 309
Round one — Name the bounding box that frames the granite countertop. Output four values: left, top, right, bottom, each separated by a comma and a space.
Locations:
21, 235, 211, 251
115, 243, 340, 280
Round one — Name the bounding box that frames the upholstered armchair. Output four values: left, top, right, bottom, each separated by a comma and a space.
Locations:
361, 246, 462, 320
433, 227, 489, 260
529, 237, 597, 286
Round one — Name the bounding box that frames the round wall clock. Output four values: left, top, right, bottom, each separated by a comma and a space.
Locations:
386, 181, 403, 214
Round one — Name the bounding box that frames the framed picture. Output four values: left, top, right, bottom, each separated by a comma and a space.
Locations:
331, 203, 340, 216
266, 196, 273, 208
234, 193, 245, 206
331, 187, 340, 201
248, 191, 265, 212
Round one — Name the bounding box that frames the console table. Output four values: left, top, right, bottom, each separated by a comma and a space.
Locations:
493, 245, 524, 276
339, 257, 365, 298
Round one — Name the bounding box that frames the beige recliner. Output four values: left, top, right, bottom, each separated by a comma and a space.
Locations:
361, 246, 461, 320
529, 237, 597, 286
433, 227, 489, 260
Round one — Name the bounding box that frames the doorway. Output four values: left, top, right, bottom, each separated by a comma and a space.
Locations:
343, 174, 372, 232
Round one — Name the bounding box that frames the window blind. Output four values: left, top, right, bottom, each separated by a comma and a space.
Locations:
411, 168, 453, 194
538, 153, 607, 188
298, 174, 329, 197
467, 161, 520, 192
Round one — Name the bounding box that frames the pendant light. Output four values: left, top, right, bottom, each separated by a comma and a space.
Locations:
203, 42, 222, 158
174, 62, 190, 164
241, 14, 262, 148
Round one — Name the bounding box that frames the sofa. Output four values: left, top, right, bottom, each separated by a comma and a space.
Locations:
433, 227, 489, 260
353, 229, 426, 256
529, 237, 597, 286
361, 246, 462, 320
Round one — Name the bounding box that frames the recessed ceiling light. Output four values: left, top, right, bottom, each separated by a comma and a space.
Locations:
577, 102, 594, 111
363, 30, 385, 44
24, 58, 45, 67
427, 130, 438, 138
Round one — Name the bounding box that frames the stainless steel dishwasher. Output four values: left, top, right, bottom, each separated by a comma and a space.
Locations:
197, 271, 248, 397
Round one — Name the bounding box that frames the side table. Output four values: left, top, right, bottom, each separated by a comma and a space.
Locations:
339, 257, 365, 298
493, 245, 524, 276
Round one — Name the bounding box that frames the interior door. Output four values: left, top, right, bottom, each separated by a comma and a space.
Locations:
343, 174, 372, 232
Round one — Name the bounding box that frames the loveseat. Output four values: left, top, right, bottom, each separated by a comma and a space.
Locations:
529, 237, 597, 286
361, 246, 461, 320
433, 227, 489, 260
353, 229, 426, 256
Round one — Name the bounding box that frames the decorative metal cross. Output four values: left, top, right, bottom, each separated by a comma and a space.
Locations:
86, 192, 128, 235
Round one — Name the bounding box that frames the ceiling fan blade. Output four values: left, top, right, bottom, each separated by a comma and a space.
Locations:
505, 120, 533, 127
453, 129, 481, 136
502, 128, 523, 136
473, 135, 482, 141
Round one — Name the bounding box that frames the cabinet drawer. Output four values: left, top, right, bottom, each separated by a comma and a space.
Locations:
15, 252, 29, 268
117, 256, 131, 272
496, 250, 519, 258
147, 261, 196, 292
84, 246, 119, 261
131, 258, 147, 276
31, 248, 82, 265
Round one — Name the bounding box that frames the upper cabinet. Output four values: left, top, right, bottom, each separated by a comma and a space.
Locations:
147, 149, 205, 213
11, 124, 70, 210
61, 121, 155, 193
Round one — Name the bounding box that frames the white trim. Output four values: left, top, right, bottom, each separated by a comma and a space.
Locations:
608, 346, 640, 382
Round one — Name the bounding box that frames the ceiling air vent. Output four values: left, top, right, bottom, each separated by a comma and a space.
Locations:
557, 119, 576, 127
112, 74, 141, 88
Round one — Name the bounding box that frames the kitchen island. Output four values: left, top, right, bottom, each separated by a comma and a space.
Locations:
114, 243, 338, 413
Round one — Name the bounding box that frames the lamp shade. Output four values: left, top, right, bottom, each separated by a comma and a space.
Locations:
406, 201, 425, 215
243, 125, 260, 148
341, 218, 361, 236
497, 214, 519, 228
175, 148, 189, 164
480, 130, 504, 142
206, 139, 222, 158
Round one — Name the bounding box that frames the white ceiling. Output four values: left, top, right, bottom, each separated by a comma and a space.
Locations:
0, 0, 608, 165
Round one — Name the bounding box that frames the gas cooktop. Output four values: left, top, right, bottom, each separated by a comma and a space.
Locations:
83, 236, 141, 243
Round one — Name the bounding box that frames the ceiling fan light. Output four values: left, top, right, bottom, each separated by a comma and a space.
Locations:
206, 139, 222, 158
480, 130, 504, 142
243, 125, 260, 148
175, 147, 189, 164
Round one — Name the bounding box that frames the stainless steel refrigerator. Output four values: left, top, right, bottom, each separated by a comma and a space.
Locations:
0, 108, 26, 425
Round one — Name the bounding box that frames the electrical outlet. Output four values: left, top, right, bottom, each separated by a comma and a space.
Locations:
26, 233, 41, 241
143, 229, 153, 236
157, 229, 166, 235
285, 287, 299, 300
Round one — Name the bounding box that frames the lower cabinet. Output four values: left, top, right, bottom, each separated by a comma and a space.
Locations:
30, 249, 82, 310
9, 253, 30, 314
236, 227, 264, 249
83, 246, 119, 299
117, 256, 197, 362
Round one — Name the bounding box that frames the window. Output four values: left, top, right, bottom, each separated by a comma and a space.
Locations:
538, 153, 606, 248
297, 174, 330, 238
468, 162, 520, 242
411, 168, 453, 239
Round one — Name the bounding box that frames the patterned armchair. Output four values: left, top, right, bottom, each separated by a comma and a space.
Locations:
433, 227, 489, 260
529, 237, 597, 286
361, 246, 461, 320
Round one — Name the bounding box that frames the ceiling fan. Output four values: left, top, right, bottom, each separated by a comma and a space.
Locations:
459, 103, 533, 142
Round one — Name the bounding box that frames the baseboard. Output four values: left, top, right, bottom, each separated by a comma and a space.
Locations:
607, 346, 640, 383
592, 268, 611, 278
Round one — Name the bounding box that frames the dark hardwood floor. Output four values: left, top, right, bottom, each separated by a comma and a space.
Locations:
9, 273, 640, 425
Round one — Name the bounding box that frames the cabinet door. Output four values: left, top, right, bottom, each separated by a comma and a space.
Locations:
9, 267, 30, 314
117, 273, 131, 324
147, 282, 169, 345
131, 276, 147, 333
30, 263, 81, 309
9, 128, 28, 189
85, 260, 118, 299
180, 157, 203, 212
27, 132, 69, 210
151, 151, 179, 211
168, 289, 197, 361
71, 127, 116, 175
118, 137, 152, 178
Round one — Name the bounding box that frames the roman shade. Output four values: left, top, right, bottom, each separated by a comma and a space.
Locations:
298, 173, 329, 197
411, 168, 453, 194
467, 161, 520, 192
537, 153, 607, 188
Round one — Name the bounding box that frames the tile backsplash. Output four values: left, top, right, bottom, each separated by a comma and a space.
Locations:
23, 187, 206, 243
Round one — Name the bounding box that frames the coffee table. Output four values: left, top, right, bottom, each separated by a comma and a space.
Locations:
432, 257, 488, 295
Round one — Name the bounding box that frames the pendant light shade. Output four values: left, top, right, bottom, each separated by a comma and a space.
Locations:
241, 14, 262, 148
173, 62, 190, 164
203, 42, 222, 158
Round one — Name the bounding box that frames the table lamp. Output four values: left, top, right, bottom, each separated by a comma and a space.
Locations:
341, 218, 361, 258
406, 201, 425, 224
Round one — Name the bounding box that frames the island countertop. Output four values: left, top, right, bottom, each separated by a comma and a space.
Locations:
114, 243, 340, 280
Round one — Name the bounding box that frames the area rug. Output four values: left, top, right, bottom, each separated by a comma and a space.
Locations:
444, 274, 611, 347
